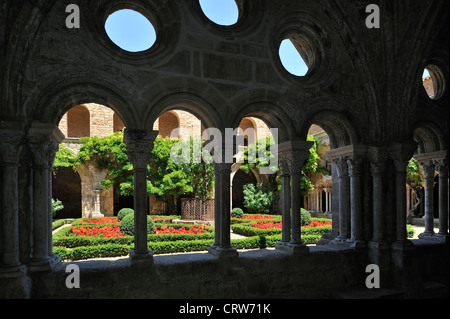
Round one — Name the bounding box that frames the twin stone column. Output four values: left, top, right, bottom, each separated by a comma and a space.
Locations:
275, 140, 313, 254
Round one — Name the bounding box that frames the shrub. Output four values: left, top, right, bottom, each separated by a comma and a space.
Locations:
52, 198, 64, 219
117, 208, 134, 221
243, 183, 276, 214
231, 208, 244, 218
301, 208, 312, 226
119, 213, 155, 236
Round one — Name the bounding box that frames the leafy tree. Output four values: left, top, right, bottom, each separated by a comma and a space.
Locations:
243, 183, 276, 214
147, 136, 193, 213
240, 135, 330, 197
176, 137, 215, 201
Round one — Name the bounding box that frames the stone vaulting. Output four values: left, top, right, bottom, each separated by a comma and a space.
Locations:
0, 0, 448, 299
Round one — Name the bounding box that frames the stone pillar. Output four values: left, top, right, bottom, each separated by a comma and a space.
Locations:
210, 164, 222, 250
276, 140, 313, 254
370, 160, 387, 244
434, 158, 449, 241
124, 129, 158, 261
332, 156, 350, 243
347, 157, 364, 248
0, 132, 23, 273
28, 123, 64, 270
276, 158, 291, 248
209, 163, 237, 258
418, 159, 436, 238
390, 142, 416, 249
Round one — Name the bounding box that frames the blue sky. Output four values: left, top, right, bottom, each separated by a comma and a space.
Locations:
104, 3, 308, 76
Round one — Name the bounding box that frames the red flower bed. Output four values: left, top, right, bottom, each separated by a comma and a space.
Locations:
150, 216, 172, 220
154, 225, 209, 235
250, 220, 332, 229
77, 217, 119, 224
241, 214, 277, 220
70, 225, 126, 238
251, 221, 282, 229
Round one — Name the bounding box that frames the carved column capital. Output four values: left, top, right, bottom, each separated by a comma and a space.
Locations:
0, 134, 23, 165
389, 141, 418, 172
214, 162, 232, 173
419, 159, 436, 179
433, 157, 448, 175
347, 156, 363, 177
28, 123, 64, 168
332, 156, 349, 177
277, 139, 313, 174
124, 129, 158, 169
368, 146, 388, 175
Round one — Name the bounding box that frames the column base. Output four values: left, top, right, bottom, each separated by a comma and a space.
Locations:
129, 249, 153, 263
208, 245, 238, 258
28, 254, 60, 272
0, 264, 27, 279
330, 236, 352, 247
418, 231, 436, 240
276, 242, 309, 254
391, 240, 415, 252
0, 264, 31, 299
349, 239, 367, 250
419, 232, 449, 243
91, 212, 105, 218
275, 241, 290, 250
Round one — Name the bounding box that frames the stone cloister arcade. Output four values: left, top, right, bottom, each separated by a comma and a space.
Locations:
0, 0, 448, 298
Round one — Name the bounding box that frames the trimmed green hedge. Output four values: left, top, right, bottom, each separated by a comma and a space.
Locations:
231, 219, 332, 237
53, 234, 326, 261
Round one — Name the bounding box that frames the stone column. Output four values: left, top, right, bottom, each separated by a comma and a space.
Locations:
209, 163, 222, 251
347, 157, 364, 248
276, 157, 291, 248
0, 132, 23, 273
124, 129, 158, 260
390, 142, 416, 249
434, 158, 448, 241
418, 159, 436, 238
332, 156, 350, 243
277, 140, 313, 253
370, 160, 386, 244
209, 163, 237, 258
28, 123, 65, 270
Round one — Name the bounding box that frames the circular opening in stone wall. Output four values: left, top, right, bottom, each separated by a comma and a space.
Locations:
422, 65, 446, 100
279, 38, 310, 77
105, 9, 156, 52
199, 0, 240, 26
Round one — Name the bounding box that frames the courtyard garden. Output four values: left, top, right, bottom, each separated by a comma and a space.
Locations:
52, 209, 328, 261
51, 209, 417, 261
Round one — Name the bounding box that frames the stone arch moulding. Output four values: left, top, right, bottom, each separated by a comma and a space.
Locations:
268, 10, 335, 89
84, 0, 181, 66
229, 93, 297, 143
28, 78, 140, 130
412, 121, 447, 154
189, 0, 265, 39
142, 89, 229, 132
299, 109, 360, 150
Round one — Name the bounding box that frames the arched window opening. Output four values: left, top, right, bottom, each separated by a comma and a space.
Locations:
199, 0, 240, 26
422, 65, 446, 100
279, 38, 310, 77
67, 105, 90, 138
113, 112, 125, 132
105, 9, 157, 52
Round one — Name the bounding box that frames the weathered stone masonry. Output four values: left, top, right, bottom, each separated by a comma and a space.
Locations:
0, 0, 448, 298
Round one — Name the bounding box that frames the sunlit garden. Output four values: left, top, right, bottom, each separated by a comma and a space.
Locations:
52, 208, 340, 261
